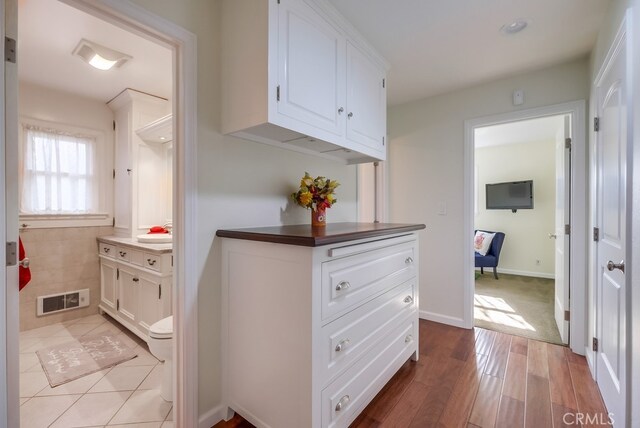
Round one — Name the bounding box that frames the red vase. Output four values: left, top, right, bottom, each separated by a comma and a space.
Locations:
311, 207, 327, 227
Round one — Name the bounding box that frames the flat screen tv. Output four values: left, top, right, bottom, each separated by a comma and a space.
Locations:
486, 180, 533, 212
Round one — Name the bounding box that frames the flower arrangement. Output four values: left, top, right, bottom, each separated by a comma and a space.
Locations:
291, 172, 340, 212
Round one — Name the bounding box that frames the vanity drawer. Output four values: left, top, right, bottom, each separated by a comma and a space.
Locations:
99, 243, 116, 258
144, 253, 161, 271
116, 247, 131, 263
321, 242, 416, 322
321, 280, 416, 385
321, 318, 418, 428
128, 249, 144, 266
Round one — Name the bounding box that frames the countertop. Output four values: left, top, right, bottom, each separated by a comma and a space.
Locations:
97, 235, 173, 253
216, 222, 426, 247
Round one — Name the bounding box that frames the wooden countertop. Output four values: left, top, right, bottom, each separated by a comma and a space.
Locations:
216, 222, 425, 247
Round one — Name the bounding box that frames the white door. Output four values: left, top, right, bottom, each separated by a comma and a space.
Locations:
136, 272, 162, 334
2, 0, 20, 425
345, 41, 386, 152
118, 265, 138, 325
595, 16, 628, 428
100, 258, 118, 311
277, 0, 345, 136
553, 115, 571, 344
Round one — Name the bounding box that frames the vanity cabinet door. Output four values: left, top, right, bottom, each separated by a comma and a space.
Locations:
100, 258, 118, 312
136, 272, 163, 336
277, 0, 345, 136
345, 41, 386, 154
117, 265, 138, 325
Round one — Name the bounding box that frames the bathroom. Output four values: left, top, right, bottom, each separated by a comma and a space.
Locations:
18, 0, 176, 426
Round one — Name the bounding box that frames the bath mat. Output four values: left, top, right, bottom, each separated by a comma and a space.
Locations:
36, 332, 137, 387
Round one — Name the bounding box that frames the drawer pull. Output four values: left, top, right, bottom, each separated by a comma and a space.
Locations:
133, 277, 139, 283
335, 395, 350, 412
405, 334, 414, 343
335, 339, 351, 352
119, 251, 127, 257
405, 257, 414, 265
147, 259, 157, 266
403, 296, 414, 304
103, 247, 110, 253
336, 281, 350, 292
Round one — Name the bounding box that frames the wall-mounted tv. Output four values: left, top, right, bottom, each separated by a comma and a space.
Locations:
486, 180, 533, 212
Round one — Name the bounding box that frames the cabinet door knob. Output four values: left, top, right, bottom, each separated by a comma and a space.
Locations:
335, 339, 351, 352
405, 257, 414, 265
405, 334, 414, 343
336, 281, 350, 292
338, 107, 344, 114
404, 296, 413, 304
335, 395, 350, 412
347, 112, 353, 119
147, 259, 157, 266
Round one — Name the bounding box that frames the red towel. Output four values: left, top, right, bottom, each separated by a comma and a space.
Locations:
19, 238, 31, 291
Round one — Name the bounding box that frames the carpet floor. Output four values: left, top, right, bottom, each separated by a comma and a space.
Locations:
474, 272, 564, 345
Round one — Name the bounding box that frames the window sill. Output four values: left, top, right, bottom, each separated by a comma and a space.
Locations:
20, 213, 112, 229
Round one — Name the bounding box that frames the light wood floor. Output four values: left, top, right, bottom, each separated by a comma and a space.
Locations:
214, 320, 609, 428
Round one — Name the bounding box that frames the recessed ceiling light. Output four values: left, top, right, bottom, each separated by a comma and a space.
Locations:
73, 39, 131, 71
500, 19, 530, 35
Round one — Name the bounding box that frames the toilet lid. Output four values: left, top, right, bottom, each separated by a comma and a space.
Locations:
149, 316, 173, 339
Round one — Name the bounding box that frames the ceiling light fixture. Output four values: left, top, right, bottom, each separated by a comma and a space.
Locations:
500, 19, 530, 35
73, 39, 131, 71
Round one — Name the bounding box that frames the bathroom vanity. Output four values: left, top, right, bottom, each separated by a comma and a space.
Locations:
97, 236, 173, 342
217, 222, 425, 428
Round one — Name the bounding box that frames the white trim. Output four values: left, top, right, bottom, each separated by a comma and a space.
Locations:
199, 404, 230, 428
475, 267, 555, 280
419, 310, 467, 329
57, 1, 199, 426
464, 100, 587, 354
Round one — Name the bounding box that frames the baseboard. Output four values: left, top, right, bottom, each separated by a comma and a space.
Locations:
419, 310, 468, 329
475, 267, 554, 279
199, 403, 228, 428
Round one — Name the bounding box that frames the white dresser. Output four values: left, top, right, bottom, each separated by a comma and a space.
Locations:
97, 236, 173, 342
218, 223, 424, 428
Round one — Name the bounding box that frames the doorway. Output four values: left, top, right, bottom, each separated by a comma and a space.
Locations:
472, 115, 568, 345
2, 0, 198, 426
463, 100, 587, 354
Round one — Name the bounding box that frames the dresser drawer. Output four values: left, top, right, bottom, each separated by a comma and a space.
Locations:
128, 249, 144, 266
99, 243, 116, 258
321, 242, 416, 322
321, 279, 416, 385
143, 253, 161, 272
321, 318, 418, 428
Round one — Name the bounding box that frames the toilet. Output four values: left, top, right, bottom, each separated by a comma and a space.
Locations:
148, 316, 173, 402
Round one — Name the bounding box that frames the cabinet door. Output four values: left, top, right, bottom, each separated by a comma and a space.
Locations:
117, 265, 138, 325
100, 258, 118, 312
113, 108, 132, 234
277, 0, 345, 136
345, 41, 386, 153
136, 273, 163, 335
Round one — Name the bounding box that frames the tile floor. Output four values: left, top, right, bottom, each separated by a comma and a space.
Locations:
19, 313, 173, 428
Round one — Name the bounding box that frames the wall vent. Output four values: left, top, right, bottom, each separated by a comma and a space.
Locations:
37, 289, 90, 316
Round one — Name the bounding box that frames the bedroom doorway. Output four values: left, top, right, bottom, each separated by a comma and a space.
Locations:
463, 100, 587, 354
472, 114, 568, 345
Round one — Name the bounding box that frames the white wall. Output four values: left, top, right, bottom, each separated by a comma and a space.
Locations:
388, 58, 589, 326
475, 140, 555, 277
125, 0, 358, 422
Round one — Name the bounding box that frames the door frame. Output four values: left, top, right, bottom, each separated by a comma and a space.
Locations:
463, 100, 587, 354
3, 1, 200, 426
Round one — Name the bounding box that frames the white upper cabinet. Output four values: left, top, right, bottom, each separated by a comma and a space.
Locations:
221, 0, 388, 164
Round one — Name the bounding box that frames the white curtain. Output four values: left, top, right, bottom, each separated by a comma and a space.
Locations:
21, 124, 98, 214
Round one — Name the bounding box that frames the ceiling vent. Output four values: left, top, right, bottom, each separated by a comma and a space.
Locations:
73, 39, 132, 71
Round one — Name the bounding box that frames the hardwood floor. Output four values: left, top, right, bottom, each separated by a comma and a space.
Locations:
213, 320, 609, 428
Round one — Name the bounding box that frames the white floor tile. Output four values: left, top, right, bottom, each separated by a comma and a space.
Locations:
19, 352, 40, 373
20, 337, 42, 353
20, 323, 69, 339
36, 370, 108, 396
138, 364, 163, 390
19, 394, 81, 428
20, 370, 49, 398
108, 423, 162, 428
74, 313, 111, 324
50, 391, 133, 428
20, 398, 29, 405
89, 365, 154, 393
165, 407, 173, 421
161, 422, 174, 428
65, 321, 107, 337
119, 344, 160, 367
20, 336, 76, 353
108, 390, 171, 425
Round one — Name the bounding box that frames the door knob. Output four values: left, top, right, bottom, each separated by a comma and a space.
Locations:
548, 233, 557, 239
606, 260, 625, 273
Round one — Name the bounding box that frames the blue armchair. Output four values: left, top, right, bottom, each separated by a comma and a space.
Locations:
475, 230, 506, 279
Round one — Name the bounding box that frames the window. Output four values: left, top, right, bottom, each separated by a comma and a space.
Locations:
20, 124, 99, 215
